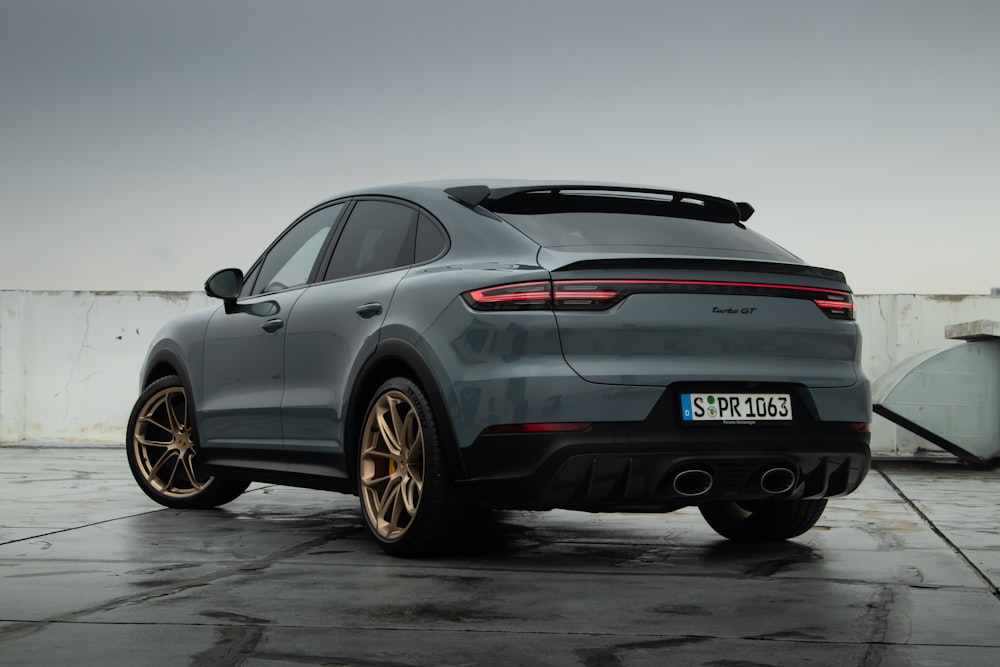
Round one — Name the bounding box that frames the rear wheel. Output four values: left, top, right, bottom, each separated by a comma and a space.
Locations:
126, 375, 249, 509
358, 377, 465, 557
699, 499, 827, 541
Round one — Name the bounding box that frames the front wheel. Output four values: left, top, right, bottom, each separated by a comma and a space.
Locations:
358, 377, 465, 557
699, 499, 828, 541
126, 375, 249, 509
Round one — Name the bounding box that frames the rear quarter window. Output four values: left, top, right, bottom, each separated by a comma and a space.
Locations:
415, 214, 448, 263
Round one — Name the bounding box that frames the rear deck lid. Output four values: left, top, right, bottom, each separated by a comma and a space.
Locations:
482, 188, 861, 389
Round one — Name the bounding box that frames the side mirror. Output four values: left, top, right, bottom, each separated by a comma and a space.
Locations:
205, 268, 244, 313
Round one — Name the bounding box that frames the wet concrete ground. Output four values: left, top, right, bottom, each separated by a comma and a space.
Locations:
1, 445, 998, 666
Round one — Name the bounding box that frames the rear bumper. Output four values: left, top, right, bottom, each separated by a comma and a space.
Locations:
455, 388, 871, 511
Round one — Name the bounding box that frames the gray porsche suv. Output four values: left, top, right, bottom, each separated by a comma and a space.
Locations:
127, 181, 871, 556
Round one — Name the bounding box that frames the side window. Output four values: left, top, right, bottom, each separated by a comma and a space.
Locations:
325, 201, 416, 281
415, 214, 448, 263
251, 203, 345, 295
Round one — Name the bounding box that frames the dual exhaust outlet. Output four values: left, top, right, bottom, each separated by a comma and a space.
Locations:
671, 466, 797, 497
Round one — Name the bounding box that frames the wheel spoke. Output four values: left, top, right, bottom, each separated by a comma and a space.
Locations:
176, 391, 188, 431
162, 454, 181, 492
376, 408, 401, 455
399, 411, 418, 457
388, 397, 405, 450
387, 482, 405, 534
139, 414, 172, 436
135, 433, 172, 448
163, 393, 180, 433
361, 472, 392, 487
377, 476, 402, 514
400, 475, 421, 515
147, 448, 177, 479
407, 427, 423, 465
363, 448, 395, 460
408, 461, 423, 487
180, 453, 206, 492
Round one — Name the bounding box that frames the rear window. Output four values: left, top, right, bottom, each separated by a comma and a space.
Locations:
494, 209, 795, 258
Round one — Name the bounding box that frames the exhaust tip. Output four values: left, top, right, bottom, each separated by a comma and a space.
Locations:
760, 467, 796, 495
673, 468, 713, 497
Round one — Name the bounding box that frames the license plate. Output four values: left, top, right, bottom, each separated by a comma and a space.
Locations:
681, 393, 792, 423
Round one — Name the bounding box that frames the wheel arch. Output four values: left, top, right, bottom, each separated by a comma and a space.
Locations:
345, 338, 465, 486
139, 347, 202, 430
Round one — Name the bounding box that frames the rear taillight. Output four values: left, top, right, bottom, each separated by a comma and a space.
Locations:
813, 297, 856, 321
464, 279, 855, 317
464, 281, 552, 310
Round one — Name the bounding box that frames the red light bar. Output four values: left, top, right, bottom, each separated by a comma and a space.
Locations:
554, 279, 851, 295
464, 281, 553, 309
467, 281, 550, 303
464, 279, 855, 316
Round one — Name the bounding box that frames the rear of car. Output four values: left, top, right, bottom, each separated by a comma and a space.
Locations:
444, 186, 870, 524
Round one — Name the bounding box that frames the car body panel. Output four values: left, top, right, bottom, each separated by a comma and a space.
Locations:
413, 296, 666, 450
140, 307, 215, 408
200, 289, 305, 451
280, 267, 408, 477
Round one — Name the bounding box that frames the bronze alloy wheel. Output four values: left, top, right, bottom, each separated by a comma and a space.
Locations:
360, 389, 425, 541
132, 384, 213, 498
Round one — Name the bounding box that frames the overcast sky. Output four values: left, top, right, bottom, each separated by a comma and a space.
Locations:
1, 0, 997, 294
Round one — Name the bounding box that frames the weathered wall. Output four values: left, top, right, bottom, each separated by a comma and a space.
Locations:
1, 290, 999, 455
856, 295, 1000, 454
0, 292, 26, 442
0, 291, 210, 443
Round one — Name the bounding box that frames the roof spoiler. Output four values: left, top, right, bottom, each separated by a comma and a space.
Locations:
444, 184, 754, 222
736, 202, 754, 222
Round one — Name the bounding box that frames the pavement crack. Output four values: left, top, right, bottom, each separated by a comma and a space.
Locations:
877, 467, 1000, 603
0, 509, 164, 547
859, 586, 894, 666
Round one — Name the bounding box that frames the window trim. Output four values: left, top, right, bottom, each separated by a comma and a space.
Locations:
237, 195, 453, 299
239, 199, 351, 298
313, 196, 451, 285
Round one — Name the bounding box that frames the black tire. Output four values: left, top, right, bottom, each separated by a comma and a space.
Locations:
357, 377, 466, 557
698, 499, 828, 541
126, 375, 250, 509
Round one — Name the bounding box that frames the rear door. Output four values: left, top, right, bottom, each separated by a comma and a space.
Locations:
280, 199, 418, 477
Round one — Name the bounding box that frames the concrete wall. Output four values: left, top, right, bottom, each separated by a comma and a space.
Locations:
0, 291, 210, 443
856, 294, 1000, 455
2, 290, 999, 455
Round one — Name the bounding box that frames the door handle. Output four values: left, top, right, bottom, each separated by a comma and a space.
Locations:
261, 318, 284, 333
355, 303, 383, 319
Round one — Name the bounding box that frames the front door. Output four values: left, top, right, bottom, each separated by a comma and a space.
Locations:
198, 202, 346, 463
